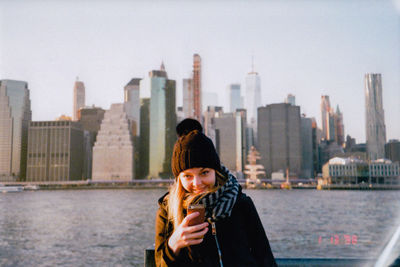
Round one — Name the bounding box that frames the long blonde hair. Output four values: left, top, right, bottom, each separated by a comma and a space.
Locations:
167, 170, 227, 230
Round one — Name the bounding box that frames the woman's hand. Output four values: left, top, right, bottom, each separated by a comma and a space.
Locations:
168, 212, 209, 256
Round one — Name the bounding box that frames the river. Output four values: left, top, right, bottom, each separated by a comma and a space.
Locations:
1, 189, 399, 266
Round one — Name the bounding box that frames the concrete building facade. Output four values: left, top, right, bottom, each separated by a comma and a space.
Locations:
0, 80, 31, 181
26, 121, 84, 181
258, 103, 301, 178
365, 73, 386, 160
92, 103, 134, 181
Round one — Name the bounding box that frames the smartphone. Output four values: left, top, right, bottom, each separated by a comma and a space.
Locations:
187, 204, 205, 226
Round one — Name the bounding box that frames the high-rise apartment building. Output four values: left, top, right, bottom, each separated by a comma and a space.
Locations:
258, 103, 301, 177
245, 69, 261, 133
229, 84, 242, 112
92, 103, 134, 181
365, 73, 386, 160
73, 79, 85, 121
193, 54, 202, 121
145, 64, 176, 178
0, 80, 31, 181
26, 121, 84, 181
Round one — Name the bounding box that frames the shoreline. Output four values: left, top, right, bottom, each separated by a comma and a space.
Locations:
2, 180, 400, 191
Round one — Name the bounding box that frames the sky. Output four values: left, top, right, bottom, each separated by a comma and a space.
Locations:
1, 0, 399, 143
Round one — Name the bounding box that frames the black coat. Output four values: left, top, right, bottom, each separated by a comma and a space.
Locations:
155, 187, 277, 267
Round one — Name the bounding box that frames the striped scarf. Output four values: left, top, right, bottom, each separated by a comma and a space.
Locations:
200, 168, 240, 222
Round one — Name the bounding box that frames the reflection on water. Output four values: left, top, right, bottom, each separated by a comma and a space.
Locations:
0, 189, 399, 266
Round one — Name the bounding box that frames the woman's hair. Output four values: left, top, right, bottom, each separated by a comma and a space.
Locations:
167, 170, 227, 229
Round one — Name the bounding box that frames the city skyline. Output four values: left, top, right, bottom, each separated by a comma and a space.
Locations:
1, 0, 399, 142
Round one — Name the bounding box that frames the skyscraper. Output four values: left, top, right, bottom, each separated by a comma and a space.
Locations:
0, 80, 31, 181
258, 103, 301, 177
365, 73, 386, 160
229, 84, 242, 112
146, 63, 176, 178
124, 78, 141, 136
214, 112, 246, 173
73, 79, 85, 121
138, 98, 150, 179
78, 106, 105, 179
92, 103, 134, 181
285, 94, 296, 106
203, 106, 224, 146
385, 140, 400, 164
320, 95, 335, 141
193, 54, 202, 121
300, 117, 313, 178
26, 121, 84, 181
334, 105, 345, 146
182, 78, 194, 118
244, 65, 261, 137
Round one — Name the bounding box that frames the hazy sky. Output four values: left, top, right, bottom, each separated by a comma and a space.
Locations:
1, 0, 399, 142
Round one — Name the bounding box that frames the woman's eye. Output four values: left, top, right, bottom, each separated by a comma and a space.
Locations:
201, 171, 209, 175
183, 175, 192, 179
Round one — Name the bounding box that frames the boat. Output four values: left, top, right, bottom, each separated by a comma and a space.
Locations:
0, 184, 24, 193
24, 185, 40, 191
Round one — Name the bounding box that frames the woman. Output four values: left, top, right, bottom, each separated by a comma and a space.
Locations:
155, 129, 277, 266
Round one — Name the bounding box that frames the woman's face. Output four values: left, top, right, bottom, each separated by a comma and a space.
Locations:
178, 167, 216, 194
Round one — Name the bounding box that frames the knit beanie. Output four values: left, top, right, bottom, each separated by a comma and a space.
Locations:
171, 130, 221, 178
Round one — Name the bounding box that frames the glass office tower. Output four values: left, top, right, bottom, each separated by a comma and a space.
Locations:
0, 80, 31, 181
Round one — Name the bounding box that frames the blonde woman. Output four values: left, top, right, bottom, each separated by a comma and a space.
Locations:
155, 127, 276, 266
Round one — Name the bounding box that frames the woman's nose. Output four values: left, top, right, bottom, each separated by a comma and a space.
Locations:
193, 176, 202, 186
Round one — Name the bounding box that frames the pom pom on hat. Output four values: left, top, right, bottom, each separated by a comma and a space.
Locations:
176, 118, 203, 137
